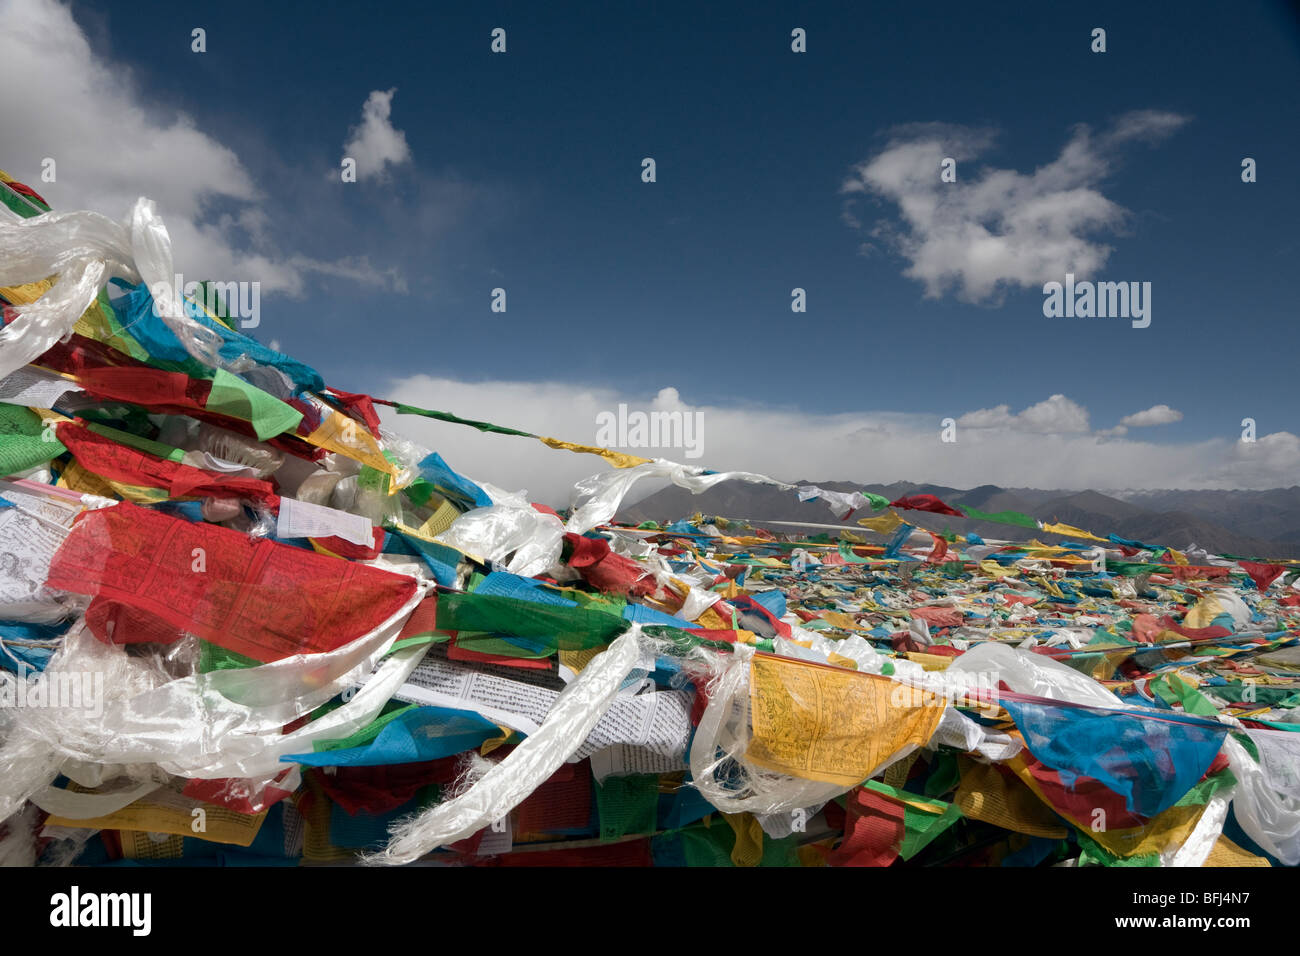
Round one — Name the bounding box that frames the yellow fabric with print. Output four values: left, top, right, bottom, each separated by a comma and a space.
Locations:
821, 611, 858, 630
905, 651, 954, 671
0, 277, 53, 305
980, 559, 1017, 579
59, 458, 164, 503
418, 496, 462, 538
746, 655, 945, 787
858, 510, 904, 534
1039, 521, 1106, 542
46, 792, 268, 848
724, 812, 766, 867
954, 757, 1070, 839
536, 436, 651, 469
304, 409, 402, 488
1184, 594, 1224, 630
1203, 836, 1271, 867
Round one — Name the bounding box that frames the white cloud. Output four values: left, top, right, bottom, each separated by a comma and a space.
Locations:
0, 0, 405, 296
379, 375, 1300, 505
842, 111, 1189, 302
1207, 431, 1300, 487
1120, 404, 1183, 427
342, 89, 411, 181
956, 394, 1090, 433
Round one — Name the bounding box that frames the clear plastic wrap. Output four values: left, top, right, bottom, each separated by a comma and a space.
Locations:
945, 640, 1124, 709
435, 504, 565, 578
1163, 784, 1234, 867
195, 423, 285, 478
1224, 730, 1300, 865
685, 644, 858, 816
566, 460, 792, 534
0, 207, 138, 380
365, 626, 646, 864
0, 585, 426, 822
126, 198, 227, 372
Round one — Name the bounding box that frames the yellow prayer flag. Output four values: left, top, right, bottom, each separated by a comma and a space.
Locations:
304, 409, 402, 489
979, 559, 1017, 579
1203, 836, 1271, 867
536, 436, 651, 469
1184, 594, 1224, 630
0, 277, 53, 305
746, 655, 945, 787
45, 790, 268, 847
1039, 521, 1106, 542
858, 510, 903, 534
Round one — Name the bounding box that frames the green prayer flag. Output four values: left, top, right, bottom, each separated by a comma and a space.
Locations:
85, 421, 185, 462
435, 591, 629, 651
596, 774, 659, 842
961, 507, 1040, 529
206, 368, 303, 440
0, 403, 65, 475
393, 402, 534, 438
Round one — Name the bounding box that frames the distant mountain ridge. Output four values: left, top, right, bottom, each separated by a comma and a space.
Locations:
619, 481, 1300, 559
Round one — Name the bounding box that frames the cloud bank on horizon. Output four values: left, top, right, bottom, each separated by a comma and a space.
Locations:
382, 376, 1300, 505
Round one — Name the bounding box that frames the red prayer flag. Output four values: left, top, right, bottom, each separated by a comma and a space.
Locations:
889, 494, 965, 517
56, 420, 280, 509
1239, 561, 1286, 592
827, 786, 906, 867
47, 502, 417, 662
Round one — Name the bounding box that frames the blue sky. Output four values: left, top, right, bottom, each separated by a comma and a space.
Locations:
4, 0, 1300, 497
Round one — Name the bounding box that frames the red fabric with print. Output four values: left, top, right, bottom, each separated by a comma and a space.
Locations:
910, 606, 964, 629
56, 421, 279, 509
183, 771, 297, 814
322, 386, 383, 436
47, 501, 416, 662
1240, 561, 1287, 592
564, 532, 654, 598
311, 760, 460, 816
889, 494, 965, 517
827, 786, 905, 867
516, 761, 592, 834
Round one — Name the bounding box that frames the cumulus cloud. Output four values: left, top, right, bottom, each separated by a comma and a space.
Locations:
956, 394, 1090, 433
1120, 404, 1183, 427
1206, 431, 1300, 488
842, 111, 1189, 302
379, 375, 1300, 505
342, 89, 412, 181
0, 0, 405, 296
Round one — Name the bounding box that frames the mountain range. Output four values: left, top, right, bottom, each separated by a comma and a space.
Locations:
618, 481, 1300, 560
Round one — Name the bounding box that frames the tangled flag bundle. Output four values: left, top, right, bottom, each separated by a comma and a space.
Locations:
2, 170, 1300, 868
